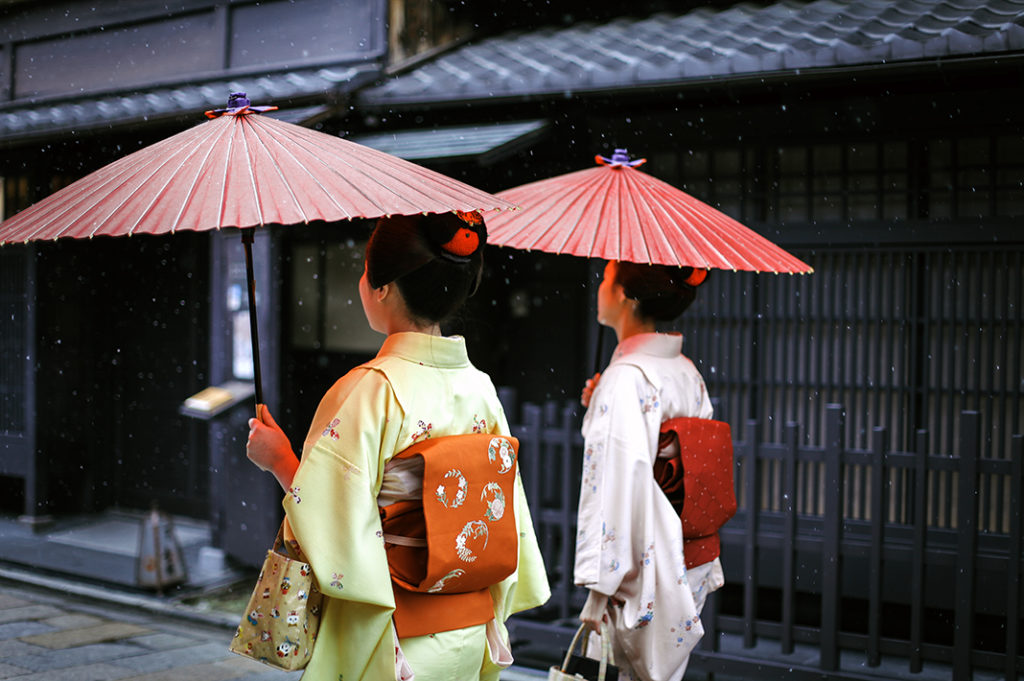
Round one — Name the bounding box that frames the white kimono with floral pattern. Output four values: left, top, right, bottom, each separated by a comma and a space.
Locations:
574, 332, 723, 681
282, 332, 549, 681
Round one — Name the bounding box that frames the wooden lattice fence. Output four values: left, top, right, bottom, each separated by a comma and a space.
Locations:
501, 390, 1023, 681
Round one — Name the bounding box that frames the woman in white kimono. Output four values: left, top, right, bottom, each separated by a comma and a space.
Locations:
245, 212, 549, 681
575, 261, 724, 681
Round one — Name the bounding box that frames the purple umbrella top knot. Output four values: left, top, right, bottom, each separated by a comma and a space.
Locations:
204, 92, 279, 119
595, 148, 646, 169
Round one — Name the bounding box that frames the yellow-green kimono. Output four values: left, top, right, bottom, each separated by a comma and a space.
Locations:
282, 332, 550, 680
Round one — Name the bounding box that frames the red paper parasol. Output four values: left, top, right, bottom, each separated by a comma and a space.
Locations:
487, 149, 811, 273
0, 96, 514, 242
0, 93, 517, 406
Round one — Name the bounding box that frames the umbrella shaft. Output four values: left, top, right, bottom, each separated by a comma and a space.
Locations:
242, 231, 264, 409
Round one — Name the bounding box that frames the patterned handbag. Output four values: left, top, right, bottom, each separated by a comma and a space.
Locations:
229, 525, 323, 670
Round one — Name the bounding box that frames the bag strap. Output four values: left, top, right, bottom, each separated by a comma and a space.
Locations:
597, 620, 615, 681
560, 623, 589, 672
560, 622, 616, 681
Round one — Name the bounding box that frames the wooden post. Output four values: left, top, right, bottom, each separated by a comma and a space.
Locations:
781, 421, 799, 654
820, 404, 844, 671
521, 404, 543, 546
558, 402, 576, 621
953, 411, 980, 681
1006, 434, 1023, 681
867, 425, 887, 667
742, 419, 759, 649
909, 428, 928, 673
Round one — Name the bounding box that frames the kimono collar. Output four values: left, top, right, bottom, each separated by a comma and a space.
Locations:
376, 332, 471, 369
611, 332, 683, 362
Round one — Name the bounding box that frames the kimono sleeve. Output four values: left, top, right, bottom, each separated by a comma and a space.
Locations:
283, 367, 403, 606
573, 364, 655, 597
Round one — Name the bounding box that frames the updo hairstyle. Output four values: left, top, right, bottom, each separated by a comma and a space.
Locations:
614, 262, 708, 322
365, 211, 486, 325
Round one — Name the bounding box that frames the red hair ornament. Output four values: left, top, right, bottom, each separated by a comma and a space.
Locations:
454, 210, 483, 226
683, 268, 708, 287
441, 227, 480, 257
438, 210, 483, 257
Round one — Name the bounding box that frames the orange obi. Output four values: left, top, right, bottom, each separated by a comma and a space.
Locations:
380, 434, 520, 638
655, 418, 737, 569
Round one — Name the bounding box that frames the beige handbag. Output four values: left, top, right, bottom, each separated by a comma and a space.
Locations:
549, 622, 618, 681
229, 526, 323, 670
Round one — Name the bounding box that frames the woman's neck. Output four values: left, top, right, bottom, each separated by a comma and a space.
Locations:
386, 318, 441, 337
613, 316, 655, 344
377, 288, 441, 336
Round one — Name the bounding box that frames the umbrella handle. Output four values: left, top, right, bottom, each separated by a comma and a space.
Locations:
241, 230, 264, 413
593, 324, 605, 376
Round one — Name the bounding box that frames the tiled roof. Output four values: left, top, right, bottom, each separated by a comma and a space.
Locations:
0, 63, 379, 144
359, 0, 1024, 107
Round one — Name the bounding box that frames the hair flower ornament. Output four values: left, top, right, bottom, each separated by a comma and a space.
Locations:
454, 210, 483, 225
441, 227, 480, 257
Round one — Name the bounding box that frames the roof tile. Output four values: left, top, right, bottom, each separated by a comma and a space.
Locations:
361, 0, 1024, 107
1007, 20, 1024, 45
833, 40, 893, 64
0, 62, 382, 143
11, 1, 1015, 133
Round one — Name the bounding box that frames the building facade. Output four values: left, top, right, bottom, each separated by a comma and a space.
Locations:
0, 0, 1021, 582
0, 0, 391, 564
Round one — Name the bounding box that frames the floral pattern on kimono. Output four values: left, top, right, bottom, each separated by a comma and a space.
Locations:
574, 332, 721, 681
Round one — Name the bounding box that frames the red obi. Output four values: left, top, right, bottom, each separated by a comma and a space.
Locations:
380, 434, 519, 638
654, 418, 737, 569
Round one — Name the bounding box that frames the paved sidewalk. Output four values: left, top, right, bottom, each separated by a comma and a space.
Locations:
0, 510, 549, 680
0, 579, 293, 681
0, 577, 546, 681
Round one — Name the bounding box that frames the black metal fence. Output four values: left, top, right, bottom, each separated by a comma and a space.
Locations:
501, 390, 1024, 681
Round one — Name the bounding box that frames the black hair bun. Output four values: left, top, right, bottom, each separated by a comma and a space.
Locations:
616, 262, 704, 322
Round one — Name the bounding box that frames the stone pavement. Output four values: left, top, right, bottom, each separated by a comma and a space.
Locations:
0, 578, 546, 681
0, 507, 547, 681
0, 579, 294, 681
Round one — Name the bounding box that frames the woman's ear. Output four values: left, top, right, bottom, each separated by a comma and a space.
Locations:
375, 282, 391, 302
612, 280, 628, 305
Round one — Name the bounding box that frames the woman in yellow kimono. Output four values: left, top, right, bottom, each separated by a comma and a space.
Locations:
246, 211, 549, 680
